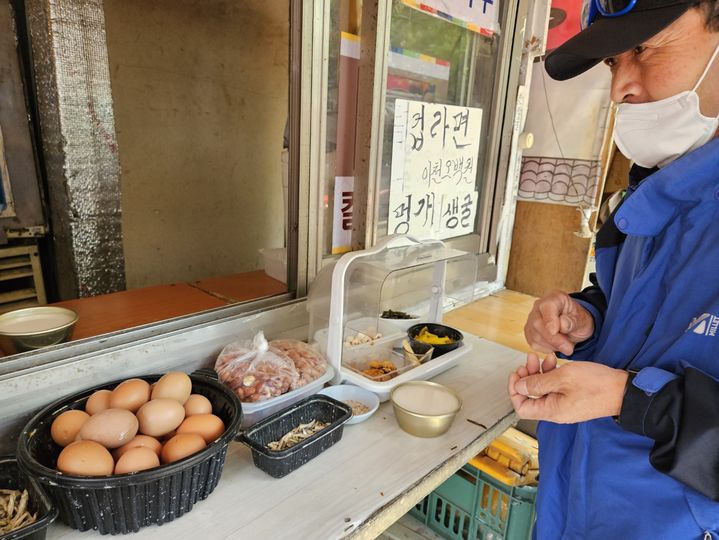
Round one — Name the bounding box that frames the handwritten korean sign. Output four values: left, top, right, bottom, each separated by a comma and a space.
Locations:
389, 99, 482, 239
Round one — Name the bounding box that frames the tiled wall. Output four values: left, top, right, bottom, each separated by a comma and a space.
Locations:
518, 157, 600, 206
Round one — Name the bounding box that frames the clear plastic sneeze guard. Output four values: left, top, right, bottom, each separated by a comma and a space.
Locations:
308, 235, 477, 400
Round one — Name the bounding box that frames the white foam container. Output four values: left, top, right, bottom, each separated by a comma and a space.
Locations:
313, 316, 404, 356
240, 364, 334, 429
339, 340, 471, 402
378, 316, 422, 332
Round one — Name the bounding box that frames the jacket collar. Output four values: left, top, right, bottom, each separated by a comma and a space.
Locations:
615, 138, 719, 237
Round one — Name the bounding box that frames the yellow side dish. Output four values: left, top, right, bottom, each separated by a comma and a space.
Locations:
415, 327, 453, 345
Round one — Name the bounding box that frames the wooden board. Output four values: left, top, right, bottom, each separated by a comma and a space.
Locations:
192, 270, 287, 303
51, 271, 287, 341
445, 290, 536, 353
506, 201, 591, 298
53, 284, 228, 340
46, 336, 526, 540
603, 147, 631, 194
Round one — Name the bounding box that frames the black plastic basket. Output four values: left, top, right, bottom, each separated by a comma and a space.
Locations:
0, 457, 58, 540
16, 371, 242, 535
240, 394, 351, 478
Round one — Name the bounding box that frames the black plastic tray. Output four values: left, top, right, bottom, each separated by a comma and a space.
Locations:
240, 395, 352, 478
16, 371, 242, 535
0, 457, 57, 540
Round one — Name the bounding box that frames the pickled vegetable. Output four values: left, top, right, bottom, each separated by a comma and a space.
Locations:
415, 327, 453, 345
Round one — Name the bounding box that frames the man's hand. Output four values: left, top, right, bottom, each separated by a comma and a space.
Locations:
524, 291, 595, 356
507, 354, 628, 423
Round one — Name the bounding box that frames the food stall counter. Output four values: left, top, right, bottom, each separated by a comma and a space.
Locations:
45, 335, 525, 540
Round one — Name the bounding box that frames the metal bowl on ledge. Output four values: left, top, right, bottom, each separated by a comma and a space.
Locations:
0, 306, 78, 355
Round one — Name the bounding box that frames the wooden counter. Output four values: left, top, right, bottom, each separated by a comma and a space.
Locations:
53, 271, 287, 340
46, 290, 536, 540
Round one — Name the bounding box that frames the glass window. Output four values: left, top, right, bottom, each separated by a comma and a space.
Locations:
320, 0, 509, 261
377, 0, 503, 242
0, 0, 305, 359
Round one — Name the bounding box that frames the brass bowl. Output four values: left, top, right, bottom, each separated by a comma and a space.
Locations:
0, 307, 78, 355
390, 381, 462, 438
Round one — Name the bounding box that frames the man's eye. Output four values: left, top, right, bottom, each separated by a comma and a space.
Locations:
603, 57, 616, 67
633, 45, 646, 55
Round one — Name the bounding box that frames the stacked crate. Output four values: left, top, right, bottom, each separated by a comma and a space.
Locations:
0, 244, 46, 313
410, 428, 538, 540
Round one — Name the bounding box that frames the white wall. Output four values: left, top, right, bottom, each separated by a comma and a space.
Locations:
104, 0, 289, 288
525, 62, 611, 161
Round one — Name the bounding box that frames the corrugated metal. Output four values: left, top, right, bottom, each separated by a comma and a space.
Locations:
26, 0, 125, 298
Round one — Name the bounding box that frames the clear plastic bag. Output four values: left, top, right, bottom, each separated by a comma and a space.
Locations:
215, 332, 299, 403
269, 339, 328, 389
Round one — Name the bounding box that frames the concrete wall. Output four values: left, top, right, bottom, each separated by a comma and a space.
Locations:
104, 0, 289, 288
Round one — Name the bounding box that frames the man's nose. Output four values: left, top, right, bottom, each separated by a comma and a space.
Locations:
610, 61, 644, 104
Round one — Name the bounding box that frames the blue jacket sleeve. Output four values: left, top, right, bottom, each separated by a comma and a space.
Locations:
565, 273, 606, 359
618, 366, 719, 501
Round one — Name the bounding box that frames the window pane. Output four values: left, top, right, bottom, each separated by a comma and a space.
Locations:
376, 0, 503, 242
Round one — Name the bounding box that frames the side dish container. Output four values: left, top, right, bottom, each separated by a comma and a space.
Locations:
239, 365, 334, 429
240, 395, 351, 478
307, 235, 477, 400
0, 457, 57, 540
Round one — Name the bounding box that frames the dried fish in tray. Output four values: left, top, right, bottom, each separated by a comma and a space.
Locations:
267, 419, 328, 451
0, 488, 37, 535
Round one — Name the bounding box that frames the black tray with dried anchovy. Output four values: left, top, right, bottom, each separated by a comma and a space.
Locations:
0, 457, 57, 540
0, 488, 35, 535
239, 395, 352, 478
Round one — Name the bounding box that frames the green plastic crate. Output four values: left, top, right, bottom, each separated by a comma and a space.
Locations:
409, 462, 536, 540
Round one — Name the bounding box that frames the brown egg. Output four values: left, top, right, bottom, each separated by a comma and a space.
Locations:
161, 433, 206, 464
176, 414, 225, 444
57, 440, 114, 476
109, 379, 151, 413
51, 410, 90, 447
78, 408, 139, 449
114, 447, 160, 475
184, 394, 212, 417
113, 435, 162, 460
151, 372, 192, 404
136, 398, 186, 437
85, 390, 112, 415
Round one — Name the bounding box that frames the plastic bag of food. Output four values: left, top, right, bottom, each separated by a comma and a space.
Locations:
269, 339, 328, 388
215, 332, 299, 402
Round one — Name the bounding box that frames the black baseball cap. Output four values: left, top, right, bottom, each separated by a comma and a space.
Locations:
545, 0, 695, 80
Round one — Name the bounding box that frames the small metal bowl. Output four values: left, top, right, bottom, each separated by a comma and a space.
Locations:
0, 306, 78, 354
390, 381, 462, 438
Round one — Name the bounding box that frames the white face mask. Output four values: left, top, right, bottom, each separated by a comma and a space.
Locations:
613, 42, 719, 169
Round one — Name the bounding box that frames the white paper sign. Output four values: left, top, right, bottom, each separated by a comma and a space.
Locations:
403, 0, 499, 34
332, 176, 354, 255
388, 99, 482, 239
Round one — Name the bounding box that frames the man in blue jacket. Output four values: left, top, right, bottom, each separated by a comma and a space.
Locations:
507, 0, 719, 537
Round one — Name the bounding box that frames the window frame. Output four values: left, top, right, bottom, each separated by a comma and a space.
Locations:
310, 0, 533, 284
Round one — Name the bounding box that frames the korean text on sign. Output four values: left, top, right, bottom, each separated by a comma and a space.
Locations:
389, 99, 482, 240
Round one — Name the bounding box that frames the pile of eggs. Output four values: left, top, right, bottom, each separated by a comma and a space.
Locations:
50, 372, 225, 476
